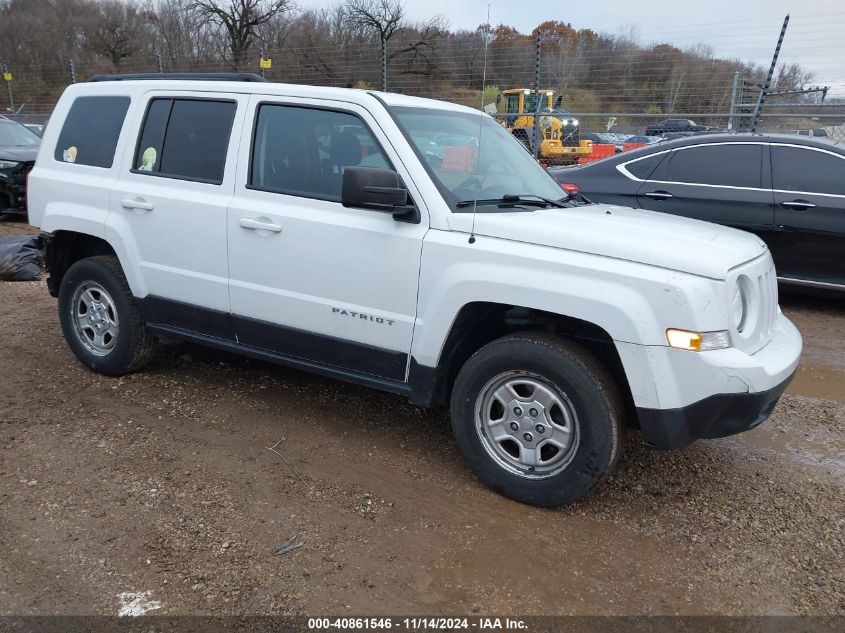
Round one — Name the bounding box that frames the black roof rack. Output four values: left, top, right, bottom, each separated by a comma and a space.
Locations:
88, 72, 267, 83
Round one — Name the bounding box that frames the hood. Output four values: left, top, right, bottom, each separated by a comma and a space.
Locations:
468, 204, 767, 280
0, 146, 39, 163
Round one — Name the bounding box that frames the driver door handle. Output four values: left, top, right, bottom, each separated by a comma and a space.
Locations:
120, 198, 154, 211
780, 200, 816, 210
643, 191, 673, 200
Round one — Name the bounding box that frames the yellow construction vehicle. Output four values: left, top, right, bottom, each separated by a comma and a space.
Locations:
494, 88, 592, 163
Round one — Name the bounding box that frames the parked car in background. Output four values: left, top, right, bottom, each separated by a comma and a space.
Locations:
0, 118, 41, 218
581, 132, 622, 152
625, 135, 661, 145
792, 128, 829, 138
549, 133, 845, 291
23, 123, 45, 137
645, 118, 710, 136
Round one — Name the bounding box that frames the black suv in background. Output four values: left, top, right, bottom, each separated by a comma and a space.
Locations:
549, 133, 845, 291
645, 118, 710, 136
0, 118, 40, 218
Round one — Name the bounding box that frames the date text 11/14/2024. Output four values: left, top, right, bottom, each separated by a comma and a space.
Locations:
307, 617, 529, 630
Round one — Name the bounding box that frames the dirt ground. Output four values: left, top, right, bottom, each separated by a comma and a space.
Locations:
0, 219, 843, 617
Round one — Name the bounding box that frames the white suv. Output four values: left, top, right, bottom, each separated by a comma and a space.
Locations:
27, 74, 802, 507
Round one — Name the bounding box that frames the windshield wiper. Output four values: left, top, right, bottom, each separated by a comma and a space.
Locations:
456, 194, 570, 209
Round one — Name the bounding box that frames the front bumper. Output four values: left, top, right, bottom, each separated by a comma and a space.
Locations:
636, 370, 795, 449
620, 311, 802, 449
0, 174, 28, 214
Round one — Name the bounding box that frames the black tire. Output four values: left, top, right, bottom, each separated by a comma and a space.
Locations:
450, 332, 623, 507
58, 255, 158, 375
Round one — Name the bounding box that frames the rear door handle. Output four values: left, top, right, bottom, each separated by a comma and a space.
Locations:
780, 200, 816, 210
120, 198, 154, 211
643, 191, 673, 200
239, 218, 282, 233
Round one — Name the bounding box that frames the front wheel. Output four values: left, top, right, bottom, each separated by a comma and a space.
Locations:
450, 333, 623, 507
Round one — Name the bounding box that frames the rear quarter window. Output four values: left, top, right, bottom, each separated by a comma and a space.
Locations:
54, 96, 130, 168
625, 153, 666, 179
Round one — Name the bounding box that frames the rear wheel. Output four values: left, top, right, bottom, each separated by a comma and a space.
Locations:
58, 256, 157, 375
450, 332, 623, 507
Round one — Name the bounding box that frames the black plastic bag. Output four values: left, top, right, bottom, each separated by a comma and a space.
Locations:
0, 235, 41, 281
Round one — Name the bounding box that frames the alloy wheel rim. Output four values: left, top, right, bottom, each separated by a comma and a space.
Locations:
70, 281, 119, 356
475, 371, 580, 479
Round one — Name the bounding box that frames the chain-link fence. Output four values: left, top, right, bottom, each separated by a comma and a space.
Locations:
3, 22, 844, 162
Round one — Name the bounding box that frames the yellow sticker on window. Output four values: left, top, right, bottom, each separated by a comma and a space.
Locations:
139, 147, 157, 171
63, 146, 77, 163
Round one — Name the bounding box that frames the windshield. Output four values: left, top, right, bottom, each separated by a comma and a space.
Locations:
391, 106, 566, 211
0, 120, 41, 147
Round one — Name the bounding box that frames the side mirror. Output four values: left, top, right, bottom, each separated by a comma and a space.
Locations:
341, 166, 419, 223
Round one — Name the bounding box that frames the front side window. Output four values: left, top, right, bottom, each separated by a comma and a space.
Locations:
391, 106, 566, 211
133, 98, 236, 183
771, 145, 845, 196
54, 96, 130, 167
657, 144, 763, 188
249, 104, 390, 201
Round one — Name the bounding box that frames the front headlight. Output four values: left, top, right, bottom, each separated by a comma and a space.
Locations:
0, 160, 22, 170
571, 118, 579, 127
666, 328, 731, 351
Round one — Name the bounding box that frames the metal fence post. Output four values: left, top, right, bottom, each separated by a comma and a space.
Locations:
728, 71, 740, 130
2, 64, 14, 114
381, 36, 388, 92
532, 32, 542, 159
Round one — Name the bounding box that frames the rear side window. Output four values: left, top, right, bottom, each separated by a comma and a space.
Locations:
625, 153, 666, 179
54, 96, 130, 167
133, 98, 236, 183
248, 104, 391, 201
659, 144, 763, 188
771, 145, 845, 195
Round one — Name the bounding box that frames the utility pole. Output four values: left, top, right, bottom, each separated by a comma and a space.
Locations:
532, 31, 542, 159
68, 58, 77, 84
750, 14, 790, 132
260, 48, 265, 79
156, 51, 164, 73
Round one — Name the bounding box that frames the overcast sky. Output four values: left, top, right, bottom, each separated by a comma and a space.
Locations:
369, 0, 845, 96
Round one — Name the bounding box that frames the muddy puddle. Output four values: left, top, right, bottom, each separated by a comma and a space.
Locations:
738, 423, 845, 479
788, 361, 845, 404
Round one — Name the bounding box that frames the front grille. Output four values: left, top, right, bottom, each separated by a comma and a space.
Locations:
729, 253, 778, 355
756, 267, 778, 343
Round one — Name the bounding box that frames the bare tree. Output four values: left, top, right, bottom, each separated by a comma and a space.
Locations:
83, 1, 149, 69
343, 0, 404, 90
389, 17, 445, 78
190, 0, 293, 69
